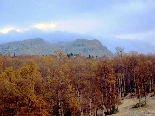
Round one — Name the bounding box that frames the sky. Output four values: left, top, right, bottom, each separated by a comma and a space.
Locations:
0, 0, 155, 54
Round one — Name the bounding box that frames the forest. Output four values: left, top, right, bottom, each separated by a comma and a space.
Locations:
0, 49, 155, 116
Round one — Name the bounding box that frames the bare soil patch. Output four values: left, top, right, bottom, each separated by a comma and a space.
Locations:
109, 93, 155, 116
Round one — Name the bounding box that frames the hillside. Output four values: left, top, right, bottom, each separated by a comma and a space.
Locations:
0, 38, 113, 57
0, 38, 59, 56
63, 39, 113, 57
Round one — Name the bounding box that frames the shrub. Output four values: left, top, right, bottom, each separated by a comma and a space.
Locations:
111, 106, 118, 114
138, 95, 144, 98
105, 106, 119, 115
151, 87, 155, 92
124, 93, 128, 97
132, 103, 140, 108
141, 95, 144, 98
141, 103, 145, 107
118, 102, 122, 105
131, 94, 135, 97
133, 105, 138, 108
150, 94, 155, 97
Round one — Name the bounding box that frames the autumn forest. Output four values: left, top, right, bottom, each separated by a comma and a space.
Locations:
0, 49, 155, 116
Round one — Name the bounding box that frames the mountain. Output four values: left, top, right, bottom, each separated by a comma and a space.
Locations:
63, 39, 113, 57
0, 38, 113, 57
0, 38, 59, 56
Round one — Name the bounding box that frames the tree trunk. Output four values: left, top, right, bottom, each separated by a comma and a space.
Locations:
77, 89, 83, 116
149, 78, 152, 92
121, 75, 124, 100
138, 86, 141, 105
119, 89, 121, 100
61, 102, 64, 116
139, 94, 141, 106
152, 78, 154, 85
58, 89, 63, 116
94, 108, 97, 116
134, 69, 136, 95
145, 93, 147, 106
123, 74, 126, 97
89, 98, 92, 116
107, 109, 109, 115
79, 92, 83, 116
58, 98, 61, 116
15, 100, 19, 116
80, 108, 83, 116
101, 90, 105, 116
102, 108, 105, 116
114, 83, 118, 110
143, 80, 147, 106
118, 77, 122, 100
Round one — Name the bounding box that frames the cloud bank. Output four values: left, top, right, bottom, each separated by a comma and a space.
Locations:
0, 27, 155, 54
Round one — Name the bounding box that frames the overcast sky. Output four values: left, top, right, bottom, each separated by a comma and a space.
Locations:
0, 0, 155, 54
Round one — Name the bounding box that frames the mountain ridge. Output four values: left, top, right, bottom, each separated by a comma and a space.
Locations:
0, 38, 113, 57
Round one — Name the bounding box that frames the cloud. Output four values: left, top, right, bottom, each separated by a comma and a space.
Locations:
55, 19, 100, 34
0, 26, 155, 54
95, 0, 155, 36
99, 37, 155, 54
33, 23, 56, 31
32, 19, 100, 34
0, 27, 24, 34
115, 29, 155, 41
0, 27, 14, 34
0, 19, 100, 35
114, 0, 154, 14
16, 29, 21, 32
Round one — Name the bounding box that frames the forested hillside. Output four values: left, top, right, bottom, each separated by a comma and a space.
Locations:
0, 38, 59, 56
63, 39, 113, 57
0, 38, 113, 57
0, 50, 155, 115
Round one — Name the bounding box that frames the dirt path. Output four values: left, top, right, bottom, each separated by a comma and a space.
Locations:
110, 93, 155, 116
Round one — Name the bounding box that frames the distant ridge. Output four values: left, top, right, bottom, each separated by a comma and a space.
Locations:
63, 39, 113, 57
0, 38, 113, 57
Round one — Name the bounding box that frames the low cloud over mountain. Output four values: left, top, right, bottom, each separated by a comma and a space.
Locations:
0, 38, 113, 57
1, 29, 155, 54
